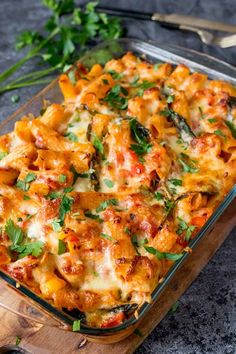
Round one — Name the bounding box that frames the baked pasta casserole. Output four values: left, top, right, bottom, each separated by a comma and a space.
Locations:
0, 52, 235, 328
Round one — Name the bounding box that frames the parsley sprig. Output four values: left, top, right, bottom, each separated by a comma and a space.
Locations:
5, 219, 44, 259
0, 1, 123, 95
103, 84, 129, 110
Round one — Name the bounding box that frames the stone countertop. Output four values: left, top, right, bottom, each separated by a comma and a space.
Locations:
0, 1, 235, 353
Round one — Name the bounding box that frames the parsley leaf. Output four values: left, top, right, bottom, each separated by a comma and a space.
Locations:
65, 132, 79, 142
176, 217, 196, 241
92, 133, 104, 156
5, 219, 24, 246
84, 210, 103, 222
107, 69, 123, 80
0, 151, 8, 160
225, 120, 236, 139
214, 129, 226, 139
96, 198, 119, 212
166, 94, 175, 104
59, 174, 67, 183
144, 246, 184, 261
178, 153, 199, 174
103, 178, 114, 188
100, 233, 114, 241
12, 241, 44, 259
169, 179, 182, 186
58, 239, 67, 255
16, 172, 37, 191
103, 84, 128, 110
59, 194, 74, 225
72, 319, 81, 332
52, 218, 62, 232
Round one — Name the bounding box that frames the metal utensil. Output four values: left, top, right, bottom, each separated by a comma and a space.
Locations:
96, 6, 236, 33
181, 26, 236, 48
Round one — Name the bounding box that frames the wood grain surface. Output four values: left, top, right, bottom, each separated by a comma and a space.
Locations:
0, 200, 235, 354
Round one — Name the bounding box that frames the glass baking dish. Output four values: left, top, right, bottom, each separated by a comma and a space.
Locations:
0, 38, 235, 343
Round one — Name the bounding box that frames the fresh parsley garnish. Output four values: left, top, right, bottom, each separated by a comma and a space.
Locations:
225, 120, 236, 139
11, 241, 44, 259
214, 129, 226, 139
92, 133, 104, 156
176, 217, 196, 241
64, 132, 78, 142
58, 239, 67, 255
166, 94, 175, 104
5, 219, 24, 246
0, 151, 8, 160
72, 319, 81, 332
100, 233, 114, 241
84, 211, 103, 222
107, 69, 123, 80
169, 179, 182, 186
52, 218, 62, 232
16, 172, 37, 191
103, 84, 128, 110
103, 178, 114, 188
132, 80, 156, 97
154, 192, 164, 200
178, 153, 199, 174
198, 106, 206, 120
58, 174, 67, 183
144, 245, 184, 261
96, 198, 119, 212
59, 194, 74, 225
153, 63, 162, 71
208, 118, 217, 123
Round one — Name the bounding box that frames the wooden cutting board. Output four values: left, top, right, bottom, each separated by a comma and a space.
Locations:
0, 200, 235, 354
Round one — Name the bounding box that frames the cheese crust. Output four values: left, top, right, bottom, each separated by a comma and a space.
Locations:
0, 52, 236, 328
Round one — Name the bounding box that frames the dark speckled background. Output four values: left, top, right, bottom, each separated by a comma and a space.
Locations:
0, 1, 235, 353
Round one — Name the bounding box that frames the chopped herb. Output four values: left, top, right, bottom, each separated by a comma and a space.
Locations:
23, 195, 30, 200
46, 191, 61, 200
52, 219, 62, 232
64, 132, 79, 142
178, 153, 199, 174
92, 133, 104, 156
100, 233, 114, 241
166, 94, 175, 104
70, 165, 79, 184
225, 120, 236, 139
5, 219, 24, 246
131, 234, 148, 253
164, 199, 175, 214
169, 179, 182, 186
58, 174, 67, 183
144, 245, 184, 261
72, 319, 81, 332
96, 198, 119, 212
102, 78, 109, 85
68, 69, 76, 85
64, 186, 73, 193
11, 94, 20, 103
107, 69, 124, 80
11, 241, 44, 259
103, 84, 128, 110
17, 217, 23, 222
208, 118, 217, 123
198, 106, 206, 120
58, 239, 67, 255
214, 129, 226, 139
58, 194, 74, 225
16, 172, 36, 191
134, 328, 143, 337
103, 178, 114, 188
153, 63, 162, 71
0, 151, 8, 160
84, 211, 103, 222
129, 118, 152, 158
154, 192, 164, 200
15, 336, 21, 346
176, 217, 196, 241
124, 227, 131, 234
135, 80, 156, 97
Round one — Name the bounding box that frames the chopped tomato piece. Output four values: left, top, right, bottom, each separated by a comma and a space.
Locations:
101, 311, 125, 328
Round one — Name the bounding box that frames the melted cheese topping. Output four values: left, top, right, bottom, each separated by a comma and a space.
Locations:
0, 52, 235, 328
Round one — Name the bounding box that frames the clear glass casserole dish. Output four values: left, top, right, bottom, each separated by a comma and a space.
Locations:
0, 38, 235, 343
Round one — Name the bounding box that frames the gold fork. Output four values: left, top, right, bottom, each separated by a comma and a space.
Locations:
181, 25, 236, 48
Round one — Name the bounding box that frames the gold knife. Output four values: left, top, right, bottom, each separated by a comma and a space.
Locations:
96, 7, 236, 33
